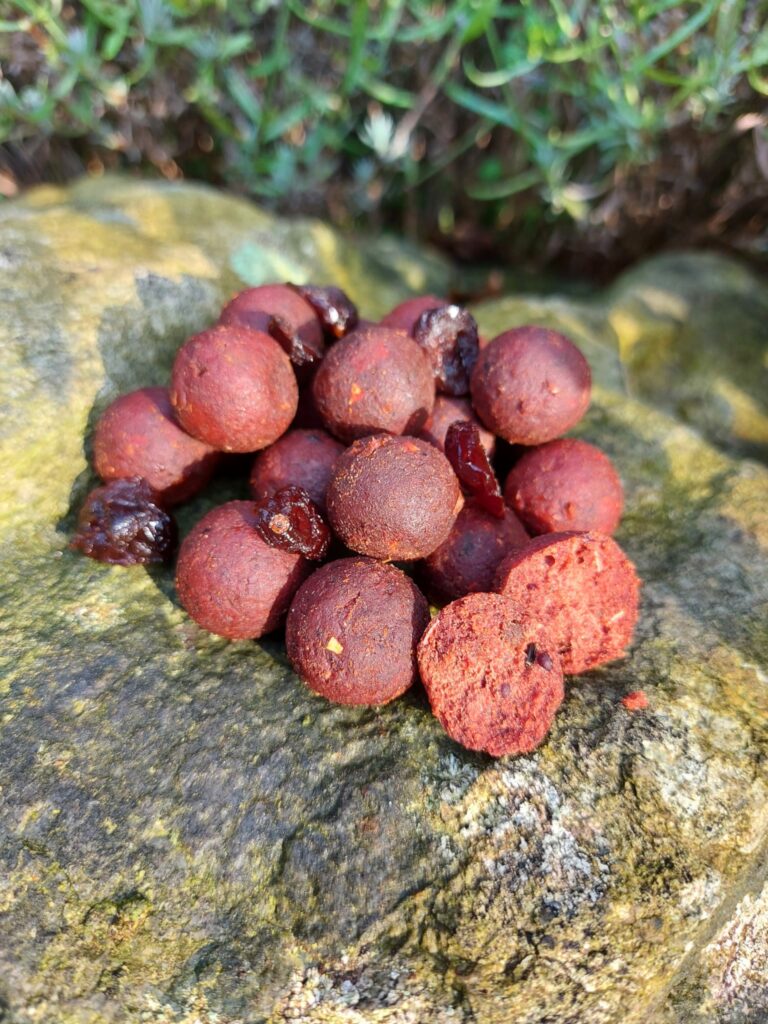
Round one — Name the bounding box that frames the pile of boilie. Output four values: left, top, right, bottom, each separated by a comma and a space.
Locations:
72, 283, 640, 757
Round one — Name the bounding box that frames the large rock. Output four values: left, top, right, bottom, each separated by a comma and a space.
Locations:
1, 178, 767, 1024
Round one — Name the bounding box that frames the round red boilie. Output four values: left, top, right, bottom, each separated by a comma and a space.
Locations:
417, 592, 564, 756
219, 284, 323, 351
494, 531, 640, 674
92, 387, 220, 506
250, 429, 344, 514
380, 294, 445, 335
311, 324, 434, 443
327, 434, 462, 561
286, 557, 430, 706
421, 501, 529, 602
175, 501, 312, 639
470, 326, 591, 445
504, 438, 624, 535
170, 324, 298, 452
418, 395, 495, 458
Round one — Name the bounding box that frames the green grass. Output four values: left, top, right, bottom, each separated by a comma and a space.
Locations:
1, 1, 766, 270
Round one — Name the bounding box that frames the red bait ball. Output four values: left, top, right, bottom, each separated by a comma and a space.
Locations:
380, 294, 446, 335
252, 486, 331, 561
418, 395, 495, 458
417, 592, 564, 757
92, 386, 220, 506
495, 531, 640, 674
420, 500, 529, 602
471, 326, 592, 445
412, 304, 479, 395
249, 428, 344, 514
71, 477, 177, 566
445, 420, 504, 519
504, 438, 624, 535
170, 324, 298, 452
311, 324, 434, 442
327, 434, 462, 561
289, 284, 358, 340
219, 283, 323, 351
286, 557, 430, 706
175, 501, 311, 640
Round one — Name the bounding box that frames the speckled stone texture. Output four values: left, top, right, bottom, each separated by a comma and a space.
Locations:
1, 178, 767, 1024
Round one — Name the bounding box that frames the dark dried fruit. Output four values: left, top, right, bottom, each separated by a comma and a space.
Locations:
253, 485, 331, 561
290, 284, 359, 340
537, 650, 554, 672
70, 477, 177, 565
268, 314, 324, 367
413, 305, 479, 395
445, 421, 504, 518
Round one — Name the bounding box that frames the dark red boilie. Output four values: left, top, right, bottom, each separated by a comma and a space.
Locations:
495, 531, 640, 674
420, 500, 529, 602
290, 284, 358, 340
504, 438, 624, 535
219, 283, 323, 352
417, 592, 564, 757
380, 294, 446, 335
70, 477, 176, 566
418, 395, 495, 458
253, 486, 331, 561
249, 428, 344, 514
471, 326, 592, 445
311, 324, 434, 443
413, 305, 479, 395
445, 420, 504, 518
175, 500, 311, 639
170, 324, 298, 452
286, 557, 430, 706
92, 387, 220, 506
327, 434, 462, 561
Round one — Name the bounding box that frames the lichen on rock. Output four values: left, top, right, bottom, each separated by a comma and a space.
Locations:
1, 178, 767, 1024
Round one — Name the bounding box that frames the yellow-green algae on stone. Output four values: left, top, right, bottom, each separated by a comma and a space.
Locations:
0, 178, 767, 1024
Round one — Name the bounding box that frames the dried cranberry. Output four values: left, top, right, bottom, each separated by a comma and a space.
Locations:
253, 485, 330, 561
290, 284, 359, 340
445, 420, 505, 519
413, 305, 479, 395
70, 477, 177, 565
268, 314, 324, 367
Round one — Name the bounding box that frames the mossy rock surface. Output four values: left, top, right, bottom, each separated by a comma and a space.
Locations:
1, 178, 767, 1024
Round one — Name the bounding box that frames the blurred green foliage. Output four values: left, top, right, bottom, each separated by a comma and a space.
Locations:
1, 1, 766, 271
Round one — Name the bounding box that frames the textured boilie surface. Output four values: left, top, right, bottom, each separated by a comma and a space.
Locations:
504, 438, 624, 535
418, 394, 495, 457
417, 592, 564, 756
175, 501, 311, 639
70, 477, 177, 565
92, 386, 220, 505
286, 557, 430, 706
170, 324, 298, 452
379, 294, 445, 335
219, 283, 323, 351
471, 326, 591, 445
495, 531, 640, 674
327, 434, 462, 561
420, 500, 529, 602
249, 428, 344, 514
312, 324, 434, 442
